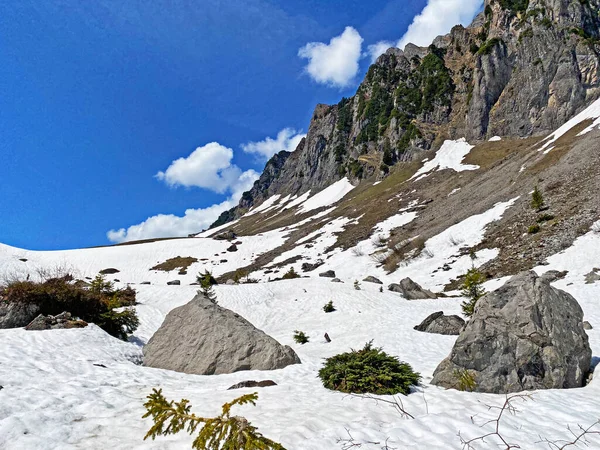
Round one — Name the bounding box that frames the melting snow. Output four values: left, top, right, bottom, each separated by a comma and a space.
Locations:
489, 136, 502, 142
296, 178, 355, 214
540, 96, 600, 153
410, 139, 479, 181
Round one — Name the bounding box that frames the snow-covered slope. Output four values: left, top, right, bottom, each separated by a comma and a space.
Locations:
1, 212, 600, 449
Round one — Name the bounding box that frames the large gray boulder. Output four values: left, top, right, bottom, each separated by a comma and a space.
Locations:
388, 278, 436, 300
432, 271, 591, 393
0, 301, 40, 329
144, 294, 301, 375
414, 311, 464, 335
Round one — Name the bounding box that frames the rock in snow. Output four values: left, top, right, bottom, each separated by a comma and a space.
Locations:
414, 311, 464, 335
0, 301, 40, 329
143, 293, 301, 375
227, 380, 277, 390
432, 271, 591, 393
362, 276, 383, 284
319, 270, 336, 278
166, 280, 180, 285
388, 278, 437, 300
25, 312, 87, 331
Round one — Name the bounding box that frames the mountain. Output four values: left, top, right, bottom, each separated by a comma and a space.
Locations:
213, 0, 600, 225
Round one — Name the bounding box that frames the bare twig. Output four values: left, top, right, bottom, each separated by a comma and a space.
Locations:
350, 393, 415, 420
539, 419, 600, 449
458, 393, 531, 450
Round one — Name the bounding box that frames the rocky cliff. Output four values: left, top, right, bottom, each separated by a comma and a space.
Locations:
211, 0, 600, 227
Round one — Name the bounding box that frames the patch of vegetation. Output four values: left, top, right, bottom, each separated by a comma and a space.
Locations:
293, 330, 309, 344
477, 38, 502, 56
281, 267, 300, 280
150, 256, 199, 272
528, 224, 541, 234
0, 273, 138, 340
318, 341, 421, 395
498, 0, 529, 15
537, 213, 554, 223
460, 268, 486, 317
197, 271, 217, 303
143, 389, 285, 449
531, 186, 545, 210
323, 300, 336, 313
336, 97, 353, 134
453, 369, 477, 392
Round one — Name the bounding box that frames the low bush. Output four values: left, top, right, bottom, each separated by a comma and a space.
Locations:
282, 267, 300, 280
323, 301, 336, 313
0, 273, 138, 340
318, 341, 421, 395
528, 224, 541, 234
293, 330, 309, 344
537, 213, 554, 223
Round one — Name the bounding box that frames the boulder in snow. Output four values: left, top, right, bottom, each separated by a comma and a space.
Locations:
388, 278, 436, 300
584, 321, 593, 330
363, 276, 383, 284
227, 244, 238, 252
214, 230, 236, 241
585, 269, 600, 284
166, 280, 180, 286
319, 270, 336, 278
302, 260, 324, 272
331, 278, 343, 283
144, 293, 301, 375
414, 311, 464, 335
432, 271, 591, 393
0, 301, 40, 329
25, 312, 87, 331
227, 380, 277, 390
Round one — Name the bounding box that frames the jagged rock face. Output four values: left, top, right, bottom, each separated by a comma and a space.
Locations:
211, 0, 600, 226
0, 301, 40, 329
143, 293, 301, 375
431, 271, 591, 393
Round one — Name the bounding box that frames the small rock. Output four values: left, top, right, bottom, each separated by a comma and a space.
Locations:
363, 276, 383, 284
319, 270, 336, 278
324, 333, 331, 343
302, 260, 324, 272
331, 278, 343, 283
388, 278, 436, 300
214, 230, 236, 241
584, 321, 593, 330
227, 244, 238, 252
25, 312, 88, 331
140, 281, 151, 285
584, 269, 600, 284
414, 311, 465, 335
167, 280, 181, 286
226, 279, 236, 285
99, 268, 120, 275
227, 380, 277, 390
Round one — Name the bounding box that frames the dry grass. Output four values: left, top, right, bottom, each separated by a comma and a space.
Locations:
150, 256, 199, 272
463, 135, 542, 170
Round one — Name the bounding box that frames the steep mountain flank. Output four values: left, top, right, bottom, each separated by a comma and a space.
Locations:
211, 0, 600, 226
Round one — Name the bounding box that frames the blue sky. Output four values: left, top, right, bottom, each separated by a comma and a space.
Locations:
0, 0, 482, 250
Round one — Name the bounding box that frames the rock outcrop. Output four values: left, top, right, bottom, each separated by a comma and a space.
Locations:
432, 271, 591, 393
144, 293, 301, 375
0, 301, 40, 329
363, 276, 383, 284
414, 311, 464, 335
389, 278, 437, 300
25, 312, 87, 331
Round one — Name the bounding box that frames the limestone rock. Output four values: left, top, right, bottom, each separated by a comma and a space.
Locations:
301, 260, 323, 272
227, 380, 277, 390
319, 270, 336, 278
363, 276, 383, 284
144, 294, 301, 375
331, 278, 343, 283
166, 280, 180, 286
0, 301, 40, 329
388, 278, 436, 300
25, 312, 87, 331
414, 311, 465, 335
432, 271, 591, 393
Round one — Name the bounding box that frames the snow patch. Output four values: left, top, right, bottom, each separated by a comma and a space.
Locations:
411, 139, 479, 181
296, 178, 355, 214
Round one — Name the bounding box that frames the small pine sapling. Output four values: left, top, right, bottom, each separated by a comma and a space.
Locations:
143, 389, 285, 449
197, 271, 217, 303
461, 268, 486, 317
281, 267, 300, 280
293, 330, 309, 344
531, 186, 545, 211
323, 300, 336, 313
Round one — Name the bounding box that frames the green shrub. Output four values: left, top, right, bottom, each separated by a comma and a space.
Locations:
537, 213, 554, 223
318, 341, 421, 395
453, 369, 477, 392
143, 389, 285, 449
528, 224, 541, 234
323, 301, 336, 313
281, 267, 300, 280
477, 38, 502, 56
0, 274, 138, 340
197, 270, 217, 303
293, 330, 309, 344
460, 268, 486, 317
531, 185, 545, 210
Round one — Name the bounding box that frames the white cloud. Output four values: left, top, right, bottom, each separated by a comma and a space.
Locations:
367, 41, 395, 63
368, 0, 483, 61
107, 143, 260, 243
298, 26, 363, 88
241, 128, 305, 159
156, 142, 247, 193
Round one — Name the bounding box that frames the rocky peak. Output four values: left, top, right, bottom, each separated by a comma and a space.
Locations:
209, 0, 600, 228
